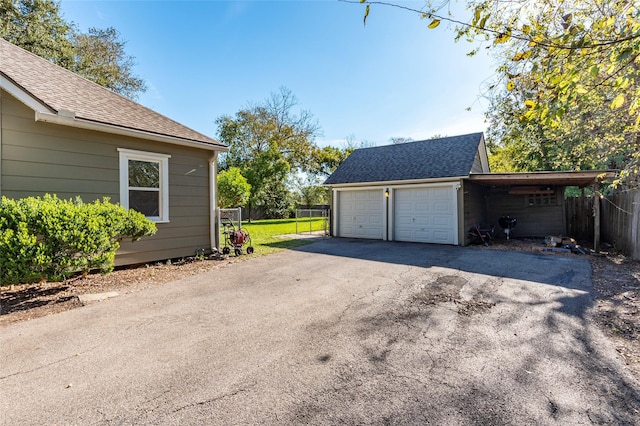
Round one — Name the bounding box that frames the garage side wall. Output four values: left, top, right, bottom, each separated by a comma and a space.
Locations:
1, 90, 212, 266
462, 181, 486, 245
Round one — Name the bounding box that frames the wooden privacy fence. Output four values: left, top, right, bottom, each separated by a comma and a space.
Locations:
600, 190, 640, 259
565, 196, 594, 242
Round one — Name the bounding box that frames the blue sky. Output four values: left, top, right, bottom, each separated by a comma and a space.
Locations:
59, 0, 496, 147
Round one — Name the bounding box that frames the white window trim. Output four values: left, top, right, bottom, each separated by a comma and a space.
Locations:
118, 148, 171, 223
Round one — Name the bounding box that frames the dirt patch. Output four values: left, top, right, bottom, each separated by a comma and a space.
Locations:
589, 254, 640, 376
0, 255, 241, 326
412, 274, 496, 316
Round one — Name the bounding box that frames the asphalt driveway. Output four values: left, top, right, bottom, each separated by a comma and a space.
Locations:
2, 239, 639, 425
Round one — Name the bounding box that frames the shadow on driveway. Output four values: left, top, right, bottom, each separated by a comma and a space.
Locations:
292, 238, 591, 289
283, 238, 640, 424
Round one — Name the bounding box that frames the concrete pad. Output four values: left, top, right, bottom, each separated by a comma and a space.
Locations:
77, 291, 119, 303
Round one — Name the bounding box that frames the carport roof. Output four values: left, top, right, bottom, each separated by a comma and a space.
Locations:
467, 170, 616, 188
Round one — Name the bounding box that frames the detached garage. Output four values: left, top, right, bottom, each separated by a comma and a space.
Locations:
325, 132, 615, 247
325, 133, 489, 245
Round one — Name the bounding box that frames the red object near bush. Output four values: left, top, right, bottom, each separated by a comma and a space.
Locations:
230, 230, 248, 246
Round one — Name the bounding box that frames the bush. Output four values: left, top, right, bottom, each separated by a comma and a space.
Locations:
0, 195, 156, 285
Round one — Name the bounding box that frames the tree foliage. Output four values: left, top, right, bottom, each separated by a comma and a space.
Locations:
72, 27, 146, 99
217, 88, 318, 218
0, 0, 146, 99
217, 167, 251, 208
473, 0, 640, 185
218, 87, 320, 172
0, 0, 75, 67
390, 137, 414, 144
356, 0, 640, 186
293, 175, 330, 207
216, 88, 357, 218
310, 145, 354, 177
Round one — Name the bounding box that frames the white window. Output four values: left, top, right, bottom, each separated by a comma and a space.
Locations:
118, 148, 171, 222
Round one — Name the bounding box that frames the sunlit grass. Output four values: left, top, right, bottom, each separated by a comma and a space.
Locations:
220, 217, 327, 256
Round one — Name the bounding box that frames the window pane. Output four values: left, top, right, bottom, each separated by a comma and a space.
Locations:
129, 190, 159, 217
129, 160, 159, 188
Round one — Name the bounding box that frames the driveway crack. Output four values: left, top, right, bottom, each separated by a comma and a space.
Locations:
0, 345, 99, 380
171, 381, 258, 413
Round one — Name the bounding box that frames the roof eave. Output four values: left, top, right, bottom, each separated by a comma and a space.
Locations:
1, 73, 54, 114
325, 176, 467, 188
467, 171, 616, 187
35, 111, 228, 152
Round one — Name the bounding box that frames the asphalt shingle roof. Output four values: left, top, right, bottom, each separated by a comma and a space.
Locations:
324, 133, 484, 185
0, 38, 224, 148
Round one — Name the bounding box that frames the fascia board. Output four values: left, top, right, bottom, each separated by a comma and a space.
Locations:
325, 176, 467, 188
36, 111, 228, 152
0, 74, 54, 114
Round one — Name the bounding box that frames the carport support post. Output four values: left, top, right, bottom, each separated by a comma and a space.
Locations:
594, 181, 600, 253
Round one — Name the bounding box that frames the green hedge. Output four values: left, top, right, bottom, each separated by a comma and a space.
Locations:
0, 195, 156, 285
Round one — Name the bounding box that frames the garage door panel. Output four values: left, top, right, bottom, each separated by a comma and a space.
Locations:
395, 229, 413, 240
338, 190, 384, 239
433, 230, 453, 243
433, 216, 452, 227
394, 187, 456, 245
433, 201, 452, 212
415, 202, 430, 212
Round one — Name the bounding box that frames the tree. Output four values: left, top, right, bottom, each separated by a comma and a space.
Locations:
0, 0, 75, 68
474, 0, 639, 183
355, 0, 640, 185
0, 0, 146, 99
218, 87, 321, 172
293, 175, 329, 207
390, 137, 414, 144
72, 27, 146, 100
260, 178, 293, 219
216, 87, 320, 218
310, 145, 354, 177
217, 167, 251, 208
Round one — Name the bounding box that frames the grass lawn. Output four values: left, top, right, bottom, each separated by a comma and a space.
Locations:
221, 218, 327, 256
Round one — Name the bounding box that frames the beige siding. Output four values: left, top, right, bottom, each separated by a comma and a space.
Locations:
1, 89, 214, 266
471, 151, 485, 174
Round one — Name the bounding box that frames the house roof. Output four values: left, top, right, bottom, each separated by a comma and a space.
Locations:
0, 38, 225, 150
324, 132, 485, 185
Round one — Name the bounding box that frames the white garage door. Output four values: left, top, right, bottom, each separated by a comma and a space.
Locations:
394, 186, 456, 244
338, 190, 384, 239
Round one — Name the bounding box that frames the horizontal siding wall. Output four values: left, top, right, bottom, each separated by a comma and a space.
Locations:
484, 186, 566, 238
1, 91, 119, 200
1, 90, 213, 266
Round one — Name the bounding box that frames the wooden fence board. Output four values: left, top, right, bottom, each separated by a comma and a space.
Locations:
565, 196, 594, 242
600, 190, 640, 259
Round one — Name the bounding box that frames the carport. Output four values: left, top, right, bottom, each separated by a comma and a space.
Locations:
464, 170, 616, 250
